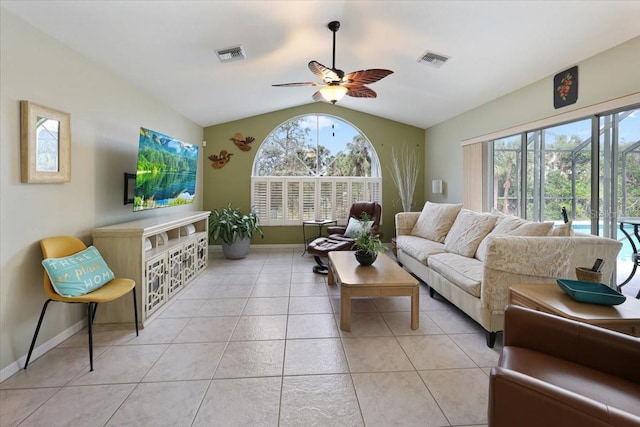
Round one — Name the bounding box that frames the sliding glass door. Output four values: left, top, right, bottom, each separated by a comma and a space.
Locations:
525, 119, 592, 223
491, 105, 640, 293
599, 108, 640, 293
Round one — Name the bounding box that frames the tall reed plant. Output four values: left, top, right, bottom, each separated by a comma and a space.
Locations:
388, 146, 419, 212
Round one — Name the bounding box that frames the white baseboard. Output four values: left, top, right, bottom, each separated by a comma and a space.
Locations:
208, 243, 303, 252
0, 318, 86, 383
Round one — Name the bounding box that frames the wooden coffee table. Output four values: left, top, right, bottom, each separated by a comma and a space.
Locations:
509, 283, 640, 337
328, 251, 419, 332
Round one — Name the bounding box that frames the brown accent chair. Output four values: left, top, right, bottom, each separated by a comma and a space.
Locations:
489, 305, 640, 427
307, 202, 382, 274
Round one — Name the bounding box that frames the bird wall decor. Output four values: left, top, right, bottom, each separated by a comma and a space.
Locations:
209, 150, 233, 169
230, 133, 255, 151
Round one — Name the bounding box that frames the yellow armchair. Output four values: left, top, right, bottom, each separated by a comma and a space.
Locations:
24, 236, 138, 371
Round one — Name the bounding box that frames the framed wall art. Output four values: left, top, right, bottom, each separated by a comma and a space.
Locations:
553, 66, 578, 109
20, 100, 71, 183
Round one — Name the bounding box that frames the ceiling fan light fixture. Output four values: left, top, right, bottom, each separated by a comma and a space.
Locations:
319, 84, 348, 104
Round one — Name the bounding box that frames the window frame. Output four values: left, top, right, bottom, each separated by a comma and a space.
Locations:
251, 114, 382, 226
488, 104, 640, 229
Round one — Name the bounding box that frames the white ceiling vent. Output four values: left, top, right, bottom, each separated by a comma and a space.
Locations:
215, 45, 246, 63
417, 51, 450, 68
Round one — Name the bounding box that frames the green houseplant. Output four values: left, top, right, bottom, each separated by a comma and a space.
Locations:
209, 204, 263, 259
351, 213, 386, 266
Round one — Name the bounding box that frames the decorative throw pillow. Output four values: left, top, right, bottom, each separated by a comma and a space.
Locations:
475, 216, 554, 261
549, 221, 574, 236
511, 221, 554, 236
444, 209, 498, 257
410, 202, 463, 242
476, 216, 525, 261
42, 246, 115, 297
343, 217, 373, 238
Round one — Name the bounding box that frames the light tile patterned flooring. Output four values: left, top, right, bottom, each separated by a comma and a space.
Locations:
0, 248, 502, 426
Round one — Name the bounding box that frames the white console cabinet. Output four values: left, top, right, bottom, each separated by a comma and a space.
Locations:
92, 211, 210, 327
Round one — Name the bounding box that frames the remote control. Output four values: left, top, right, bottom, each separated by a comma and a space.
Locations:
591, 258, 604, 272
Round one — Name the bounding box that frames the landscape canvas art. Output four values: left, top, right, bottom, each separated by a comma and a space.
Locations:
133, 127, 199, 212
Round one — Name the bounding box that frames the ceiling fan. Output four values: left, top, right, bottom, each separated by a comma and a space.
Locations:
272, 21, 393, 104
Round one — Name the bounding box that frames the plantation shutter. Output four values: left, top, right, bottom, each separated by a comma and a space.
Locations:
319, 181, 333, 220
302, 181, 315, 220
351, 181, 366, 203
252, 181, 268, 220
269, 181, 283, 222
251, 177, 381, 225
368, 181, 382, 204
335, 181, 349, 221
286, 181, 300, 221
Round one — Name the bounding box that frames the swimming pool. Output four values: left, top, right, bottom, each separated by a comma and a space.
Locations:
571, 222, 636, 261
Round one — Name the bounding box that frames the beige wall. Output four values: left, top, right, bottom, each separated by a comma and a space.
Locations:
203, 104, 425, 243
0, 10, 203, 375
425, 36, 640, 206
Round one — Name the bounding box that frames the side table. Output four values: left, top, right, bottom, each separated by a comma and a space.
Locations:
302, 219, 337, 255
509, 283, 640, 337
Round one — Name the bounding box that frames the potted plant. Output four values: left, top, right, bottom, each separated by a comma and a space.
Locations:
209, 203, 264, 259
351, 213, 386, 266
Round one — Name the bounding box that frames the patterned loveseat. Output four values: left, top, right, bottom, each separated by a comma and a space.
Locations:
395, 202, 622, 347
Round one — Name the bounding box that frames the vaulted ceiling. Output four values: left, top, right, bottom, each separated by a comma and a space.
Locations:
3, 1, 639, 129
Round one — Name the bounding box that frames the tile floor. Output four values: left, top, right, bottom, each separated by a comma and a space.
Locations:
0, 248, 502, 427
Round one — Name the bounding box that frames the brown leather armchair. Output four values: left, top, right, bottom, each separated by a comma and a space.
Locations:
325, 201, 382, 238
489, 305, 640, 427
307, 201, 382, 274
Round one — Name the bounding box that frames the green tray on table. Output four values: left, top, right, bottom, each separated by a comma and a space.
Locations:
556, 279, 626, 306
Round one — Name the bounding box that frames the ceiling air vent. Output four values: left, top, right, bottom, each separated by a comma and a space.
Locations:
417, 51, 450, 68
215, 45, 246, 63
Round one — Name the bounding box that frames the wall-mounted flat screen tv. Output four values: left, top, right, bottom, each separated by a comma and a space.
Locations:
133, 127, 199, 212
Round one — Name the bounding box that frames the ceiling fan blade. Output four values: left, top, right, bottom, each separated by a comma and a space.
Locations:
312, 90, 324, 102
272, 82, 321, 87
309, 61, 340, 82
345, 84, 377, 98
343, 69, 393, 85
275, 22, 390, 103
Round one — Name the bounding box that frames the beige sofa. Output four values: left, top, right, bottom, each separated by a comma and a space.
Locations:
395, 202, 622, 347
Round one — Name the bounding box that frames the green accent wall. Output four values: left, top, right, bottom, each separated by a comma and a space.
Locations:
203, 103, 425, 244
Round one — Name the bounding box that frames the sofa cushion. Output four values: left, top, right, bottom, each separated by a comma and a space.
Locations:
410, 202, 462, 243
444, 209, 498, 258
428, 252, 483, 297
514, 221, 554, 236
548, 221, 575, 236
476, 216, 554, 262
396, 235, 446, 265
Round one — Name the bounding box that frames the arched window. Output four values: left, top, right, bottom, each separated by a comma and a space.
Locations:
251, 114, 382, 225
